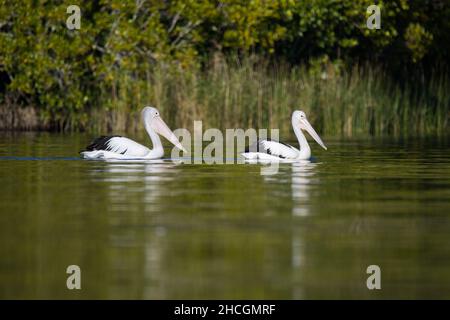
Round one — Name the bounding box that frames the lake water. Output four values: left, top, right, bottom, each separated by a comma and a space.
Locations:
1, 132, 450, 299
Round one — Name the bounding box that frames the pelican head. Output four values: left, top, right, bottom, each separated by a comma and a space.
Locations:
292, 110, 327, 150
142, 106, 187, 152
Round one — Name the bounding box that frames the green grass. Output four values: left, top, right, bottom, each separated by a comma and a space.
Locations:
2, 56, 449, 137
93, 56, 449, 137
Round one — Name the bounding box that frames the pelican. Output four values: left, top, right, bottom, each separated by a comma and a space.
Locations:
80, 106, 186, 160
242, 110, 327, 161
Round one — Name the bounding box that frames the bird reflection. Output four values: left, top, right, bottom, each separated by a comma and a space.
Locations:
258, 160, 318, 218
86, 159, 180, 298
291, 161, 319, 299
89, 159, 179, 206
291, 161, 317, 217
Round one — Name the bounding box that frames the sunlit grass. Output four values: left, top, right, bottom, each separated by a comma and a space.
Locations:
77, 57, 450, 137
3, 57, 444, 136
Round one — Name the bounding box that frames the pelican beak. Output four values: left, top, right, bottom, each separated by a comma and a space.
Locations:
151, 116, 187, 153
301, 118, 327, 150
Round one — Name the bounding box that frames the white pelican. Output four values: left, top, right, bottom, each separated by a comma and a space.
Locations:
242, 110, 327, 161
80, 106, 186, 160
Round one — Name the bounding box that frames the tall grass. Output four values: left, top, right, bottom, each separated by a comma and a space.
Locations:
93, 56, 449, 137
2, 56, 448, 137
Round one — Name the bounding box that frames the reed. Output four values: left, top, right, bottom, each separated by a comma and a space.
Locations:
2, 56, 448, 137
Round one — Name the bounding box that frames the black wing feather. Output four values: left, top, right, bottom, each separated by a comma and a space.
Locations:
84, 135, 122, 151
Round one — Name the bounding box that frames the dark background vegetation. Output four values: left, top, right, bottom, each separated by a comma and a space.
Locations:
0, 0, 448, 135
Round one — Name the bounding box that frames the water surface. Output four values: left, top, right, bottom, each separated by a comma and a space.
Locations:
1, 132, 450, 299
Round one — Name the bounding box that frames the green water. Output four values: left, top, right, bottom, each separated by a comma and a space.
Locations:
1, 132, 450, 299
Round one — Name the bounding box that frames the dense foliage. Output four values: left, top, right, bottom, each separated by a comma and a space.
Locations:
0, 0, 449, 132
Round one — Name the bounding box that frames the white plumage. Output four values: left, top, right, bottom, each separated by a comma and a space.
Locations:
80, 106, 186, 160
242, 140, 300, 160
103, 137, 151, 157
241, 110, 327, 161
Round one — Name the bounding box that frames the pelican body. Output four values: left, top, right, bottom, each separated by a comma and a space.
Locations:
242, 110, 327, 161
80, 106, 186, 160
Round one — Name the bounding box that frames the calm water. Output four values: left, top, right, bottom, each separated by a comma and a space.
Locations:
1, 132, 450, 299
